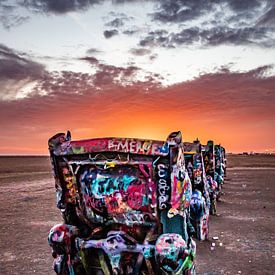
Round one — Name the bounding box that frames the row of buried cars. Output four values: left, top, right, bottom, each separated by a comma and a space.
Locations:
47, 131, 226, 275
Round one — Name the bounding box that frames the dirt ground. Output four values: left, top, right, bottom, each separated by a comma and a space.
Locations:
0, 155, 274, 274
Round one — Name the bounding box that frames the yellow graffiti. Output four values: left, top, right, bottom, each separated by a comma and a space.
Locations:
63, 168, 77, 203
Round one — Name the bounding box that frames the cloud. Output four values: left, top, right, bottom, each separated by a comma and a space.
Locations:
147, 0, 275, 48
79, 56, 99, 65
0, 44, 46, 100
1, 65, 274, 153
86, 47, 102, 55
152, 0, 267, 23
105, 18, 125, 28
139, 25, 274, 49
257, 5, 275, 26
0, 44, 45, 80
79, 55, 162, 86
104, 12, 133, 31
123, 28, 139, 35
139, 30, 169, 47
228, 0, 263, 12
167, 26, 273, 47
103, 29, 119, 38
129, 48, 151, 56
0, 1, 29, 29
152, 0, 213, 23
21, 0, 102, 14
0, 42, 162, 101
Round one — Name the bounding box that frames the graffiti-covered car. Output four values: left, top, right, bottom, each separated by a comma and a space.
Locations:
221, 146, 227, 177
214, 144, 225, 200
47, 131, 196, 275
202, 140, 218, 215
183, 140, 210, 241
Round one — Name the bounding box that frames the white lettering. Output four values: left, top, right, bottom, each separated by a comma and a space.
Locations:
118, 140, 128, 151
157, 163, 169, 209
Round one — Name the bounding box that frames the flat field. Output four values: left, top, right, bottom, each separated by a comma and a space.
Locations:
0, 155, 274, 274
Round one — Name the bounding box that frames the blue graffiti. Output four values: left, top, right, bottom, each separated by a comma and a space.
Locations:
81, 170, 138, 199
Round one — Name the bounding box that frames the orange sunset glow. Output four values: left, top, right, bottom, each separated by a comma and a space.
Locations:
1, 1, 275, 154
1, 68, 275, 155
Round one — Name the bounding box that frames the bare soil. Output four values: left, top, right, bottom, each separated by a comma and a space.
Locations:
0, 155, 274, 275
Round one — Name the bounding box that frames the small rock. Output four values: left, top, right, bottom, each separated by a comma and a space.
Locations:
219, 242, 223, 246
211, 242, 216, 247
238, 271, 242, 274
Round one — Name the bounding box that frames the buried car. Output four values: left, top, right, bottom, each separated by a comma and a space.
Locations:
214, 144, 225, 201
47, 131, 196, 275
183, 140, 210, 241
202, 140, 218, 215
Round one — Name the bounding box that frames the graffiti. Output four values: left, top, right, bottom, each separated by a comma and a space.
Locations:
120, 212, 153, 225
62, 167, 77, 204
171, 172, 192, 211
92, 174, 136, 198
51, 136, 167, 156
156, 163, 170, 210
127, 184, 146, 210
108, 139, 161, 155
155, 233, 194, 273
79, 165, 156, 216
83, 194, 107, 214
48, 224, 80, 275
48, 130, 232, 274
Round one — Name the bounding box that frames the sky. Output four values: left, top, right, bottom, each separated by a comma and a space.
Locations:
0, 0, 275, 154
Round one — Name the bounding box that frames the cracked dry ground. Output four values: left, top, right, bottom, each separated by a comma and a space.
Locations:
0, 155, 274, 274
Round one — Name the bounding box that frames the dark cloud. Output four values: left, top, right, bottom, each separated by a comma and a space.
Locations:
79, 55, 159, 86
105, 18, 125, 28
203, 26, 272, 46
21, 0, 102, 14
0, 44, 46, 100
0, 65, 274, 153
79, 56, 99, 65
129, 48, 151, 56
123, 29, 139, 35
93, 64, 140, 86
153, 0, 213, 23
228, 0, 262, 12
257, 5, 275, 26
0, 2, 15, 12
105, 12, 133, 29
139, 30, 169, 47
153, 0, 266, 23
149, 53, 158, 61
140, 25, 274, 48
171, 26, 272, 47
148, 0, 275, 48
80, 54, 163, 88
32, 71, 95, 96
36, 61, 159, 94
0, 44, 45, 80
0, 2, 29, 29
0, 44, 160, 101
103, 29, 119, 38
86, 48, 102, 55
